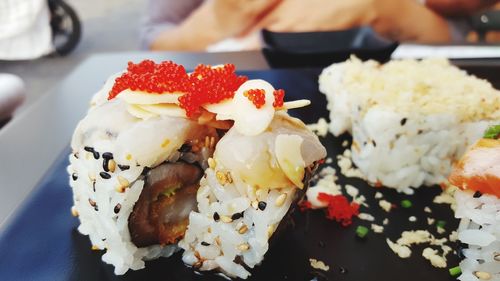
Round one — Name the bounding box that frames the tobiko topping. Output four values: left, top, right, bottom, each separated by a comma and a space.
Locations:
243, 89, 266, 109
300, 192, 359, 226
109, 60, 189, 100
273, 89, 285, 108
108, 60, 248, 117
317, 192, 359, 226
179, 64, 248, 117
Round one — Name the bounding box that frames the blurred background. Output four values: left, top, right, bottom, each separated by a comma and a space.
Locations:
1, 0, 500, 127
0, 0, 142, 115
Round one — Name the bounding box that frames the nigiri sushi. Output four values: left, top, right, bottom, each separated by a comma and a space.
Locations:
449, 126, 500, 281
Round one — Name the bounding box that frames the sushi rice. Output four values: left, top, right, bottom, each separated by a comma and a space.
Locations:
319, 57, 500, 193
454, 190, 499, 281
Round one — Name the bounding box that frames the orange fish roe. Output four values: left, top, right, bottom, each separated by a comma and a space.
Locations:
243, 89, 266, 109
108, 60, 248, 117
317, 193, 359, 227
273, 89, 285, 108
108, 60, 189, 100
179, 64, 247, 117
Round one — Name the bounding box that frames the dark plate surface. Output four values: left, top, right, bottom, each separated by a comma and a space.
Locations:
0, 68, 477, 281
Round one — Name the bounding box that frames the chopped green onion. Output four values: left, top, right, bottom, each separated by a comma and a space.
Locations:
356, 226, 369, 238
483, 125, 500, 139
436, 220, 446, 229
449, 266, 462, 277
401, 199, 412, 208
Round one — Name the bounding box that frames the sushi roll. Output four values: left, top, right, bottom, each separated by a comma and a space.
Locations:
68, 60, 325, 276
319, 57, 500, 193
179, 81, 327, 278
449, 127, 500, 281
68, 61, 243, 274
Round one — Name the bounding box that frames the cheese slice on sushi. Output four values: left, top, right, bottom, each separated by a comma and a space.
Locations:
448, 127, 500, 281
319, 56, 500, 193
68, 60, 326, 275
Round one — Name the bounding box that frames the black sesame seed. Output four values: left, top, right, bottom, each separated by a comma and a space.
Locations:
417, 130, 423, 135
88, 198, 96, 207
114, 203, 121, 214
84, 146, 94, 152
231, 212, 243, 220
258, 201, 267, 211
93, 151, 100, 159
400, 118, 407, 126
213, 212, 220, 221
103, 159, 110, 172
92, 181, 96, 192
178, 143, 192, 153
201, 241, 210, 246
372, 140, 377, 147
94, 206, 99, 211
72, 173, 78, 181
118, 164, 130, 171
102, 152, 113, 159
141, 167, 151, 176
100, 172, 111, 179
473, 191, 482, 198
73, 153, 79, 159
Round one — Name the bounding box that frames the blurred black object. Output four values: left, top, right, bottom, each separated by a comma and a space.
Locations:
470, 10, 500, 41
48, 0, 81, 56
262, 27, 398, 68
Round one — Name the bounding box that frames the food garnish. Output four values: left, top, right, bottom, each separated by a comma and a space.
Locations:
356, 225, 369, 238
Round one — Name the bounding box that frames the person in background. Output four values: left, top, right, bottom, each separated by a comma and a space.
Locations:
141, 0, 500, 52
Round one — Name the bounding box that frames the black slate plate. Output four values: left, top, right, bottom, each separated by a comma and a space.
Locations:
0, 69, 462, 281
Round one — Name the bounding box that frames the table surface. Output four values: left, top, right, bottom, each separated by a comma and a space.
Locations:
1, 49, 500, 231
0, 50, 269, 230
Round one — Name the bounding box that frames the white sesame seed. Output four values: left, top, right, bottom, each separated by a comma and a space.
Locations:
275, 193, 287, 207
226, 172, 233, 183
474, 271, 491, 280
108, 159, 116, 173
237, 243, 250, 251
208, 158, 216, 169
238, 225, 248, 234
204, 136, 210, 148
117, 175, 129, 187
251, 201, 259, 209
210, 136, 215, 148
71, 206, 79, 217
267, 224, 275, 238
220, 215, 232, 223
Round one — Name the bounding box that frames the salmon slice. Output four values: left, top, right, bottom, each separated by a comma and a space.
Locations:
449, 138, 500, 198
